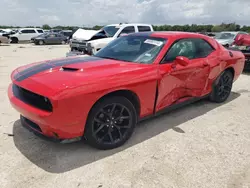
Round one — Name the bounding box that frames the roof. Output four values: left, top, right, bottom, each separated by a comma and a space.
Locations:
19, 28, 43, 30
130, 31, 210, 39
106, 23, 152, 27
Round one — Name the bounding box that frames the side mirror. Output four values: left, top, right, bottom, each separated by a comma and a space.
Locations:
175, 56, 189, 66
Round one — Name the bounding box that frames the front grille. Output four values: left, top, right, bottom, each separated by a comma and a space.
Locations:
71, 40, 87, 46
12, 84, 53, 112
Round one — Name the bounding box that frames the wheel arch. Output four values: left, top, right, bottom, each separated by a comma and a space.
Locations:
224, 66, 235, 78
213, 66, 235, 86
88, 89, 141, 118
10, 37, 18, 43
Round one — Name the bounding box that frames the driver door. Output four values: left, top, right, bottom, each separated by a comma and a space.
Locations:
156, 38, 211, 111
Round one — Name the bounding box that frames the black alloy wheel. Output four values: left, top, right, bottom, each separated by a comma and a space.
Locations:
84, 96, 137, 150
209, 70, 233, 103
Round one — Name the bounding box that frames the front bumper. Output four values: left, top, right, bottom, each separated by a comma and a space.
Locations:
21, 115, 82, 143
8, 83, 85, 141
70, 41, 87, 51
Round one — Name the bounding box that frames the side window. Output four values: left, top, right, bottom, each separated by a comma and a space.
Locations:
37, 30, 44, 33
119, 26, 135, 36
163, 39, 196, 62
20, 30, 29, 34
138, 26, 151, 32
21, 30, 36, 34
192, 38, 214, 58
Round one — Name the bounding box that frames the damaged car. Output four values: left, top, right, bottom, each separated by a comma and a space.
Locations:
8, 32, 245, 150
214, 31, 248, 47
67, 23, 154, 56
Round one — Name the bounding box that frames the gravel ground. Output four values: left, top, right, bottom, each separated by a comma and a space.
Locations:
0, 44, 250, 188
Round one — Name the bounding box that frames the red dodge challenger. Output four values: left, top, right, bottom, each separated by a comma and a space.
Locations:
8, 32, 245, 150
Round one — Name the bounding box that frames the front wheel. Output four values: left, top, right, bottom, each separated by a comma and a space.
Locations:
10, 37, 18, 43
84, 96, 137, 150
209, 70, 233, 103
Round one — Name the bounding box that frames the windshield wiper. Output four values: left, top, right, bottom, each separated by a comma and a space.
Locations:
95, 56, 135, 63
95, 56, 118, 61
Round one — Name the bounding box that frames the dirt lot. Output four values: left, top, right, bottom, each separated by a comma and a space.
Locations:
0, 44, 250, 188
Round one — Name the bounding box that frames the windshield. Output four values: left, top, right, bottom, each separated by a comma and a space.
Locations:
102, 26, 119, 37
94, 36, 166, 64
214, 32, 236, 40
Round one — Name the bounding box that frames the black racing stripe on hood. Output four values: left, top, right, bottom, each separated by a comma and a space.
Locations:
14, 56, 102, 81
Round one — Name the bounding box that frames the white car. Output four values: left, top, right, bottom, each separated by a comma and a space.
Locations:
69, 23, 154, 55
9, 28, 44, 43
214, 31, 248, 47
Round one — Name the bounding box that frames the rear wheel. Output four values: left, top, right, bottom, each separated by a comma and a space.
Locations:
84, 96, 137, 150
209, 70, 233, 103
61, 40, 66, 45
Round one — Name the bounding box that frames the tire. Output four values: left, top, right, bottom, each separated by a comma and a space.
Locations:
39, 40, 44, 45
61, 40, 66, 45
209, 70, 233, 103
11, 37, 18, 44
84, 96, 137, 150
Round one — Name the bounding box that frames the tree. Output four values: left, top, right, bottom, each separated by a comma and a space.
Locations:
42, 24, 51, 30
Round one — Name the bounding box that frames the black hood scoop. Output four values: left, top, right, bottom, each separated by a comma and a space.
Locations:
60, 67, 79, 72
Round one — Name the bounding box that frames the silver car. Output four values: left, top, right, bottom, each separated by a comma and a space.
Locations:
214, 31, 248, 47
33, 33, 68, 45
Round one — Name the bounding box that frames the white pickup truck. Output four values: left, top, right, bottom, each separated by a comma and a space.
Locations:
68, 23, 154, 56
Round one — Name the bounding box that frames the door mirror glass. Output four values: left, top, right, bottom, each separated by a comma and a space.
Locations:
175, 56, 189, 66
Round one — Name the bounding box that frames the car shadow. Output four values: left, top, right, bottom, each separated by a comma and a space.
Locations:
13, 92, 240, 173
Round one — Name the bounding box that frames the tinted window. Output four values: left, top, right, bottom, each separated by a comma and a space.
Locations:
192, 38, 214, 58
163, 38, 214, 62
119, 26, 135, 36
37, 30, 44, 33
164, 39, 196, 62
61, 32, 72, 36
21, 29, 36, 34
95, 36, 166, 64
138, 26, 151, 32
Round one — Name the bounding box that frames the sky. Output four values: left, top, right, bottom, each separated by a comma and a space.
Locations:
1, 0, 250, 26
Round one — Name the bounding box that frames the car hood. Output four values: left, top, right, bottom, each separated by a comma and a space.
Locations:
88, 37, 114, 46
72, 28, 101, 40
11, 56, 156, 99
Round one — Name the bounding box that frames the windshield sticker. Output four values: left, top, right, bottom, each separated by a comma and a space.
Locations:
144, 39, 163, 46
